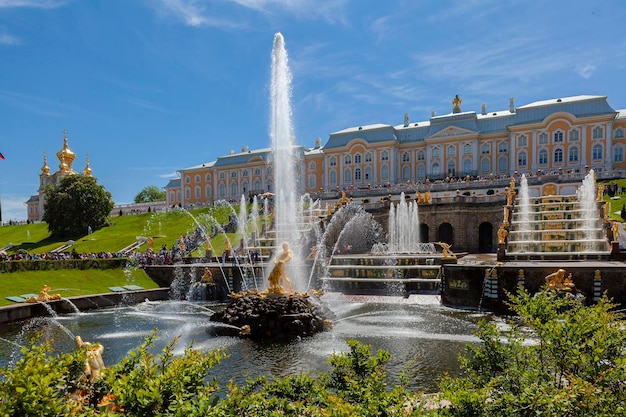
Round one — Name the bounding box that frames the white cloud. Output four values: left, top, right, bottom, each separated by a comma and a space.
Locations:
0, 30, 19, 45
1, 196, 28, 222
575, 63, 596, 79
151, 0, 244, 28
0, 0, 67, 8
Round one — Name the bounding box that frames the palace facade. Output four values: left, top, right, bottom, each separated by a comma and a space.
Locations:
166, 95, 626, 208
26, 132, 93, 222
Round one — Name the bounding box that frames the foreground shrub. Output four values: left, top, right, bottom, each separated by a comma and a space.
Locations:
440, 288, 626, 416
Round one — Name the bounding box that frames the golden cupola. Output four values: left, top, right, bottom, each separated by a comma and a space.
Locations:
40, 152, 50, 176
56, 130, 76, 173
83, 154, 92, 176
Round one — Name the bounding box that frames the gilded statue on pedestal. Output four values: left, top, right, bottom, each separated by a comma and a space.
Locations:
74, 336, 105, 381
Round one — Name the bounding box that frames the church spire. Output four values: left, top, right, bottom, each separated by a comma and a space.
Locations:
56, 129, 76, 173
40, 151, 50, 176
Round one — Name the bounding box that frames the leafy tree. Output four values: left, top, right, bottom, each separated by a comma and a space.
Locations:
134, 185, 166, 203
43, 175, 114, 237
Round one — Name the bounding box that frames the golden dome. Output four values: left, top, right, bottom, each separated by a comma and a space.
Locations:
40, 152, 50, 176
83, 154, 92, 176
56, 130, 76, 173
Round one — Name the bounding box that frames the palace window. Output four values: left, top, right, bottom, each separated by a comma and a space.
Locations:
432, 147, 440, 158
355, 167, 362, 181
481, 157, 490, 173
518, 152, 527, 167
593, 126, 604, 139
195, 186, 201, 199
447, 160, 456, 176
308, 174, 316, 188
230, 183, 237, 195
231, 171, 237, 178
345, 154, 352, 165
254, 168, 261, 176
447, 145, 456, 156
569, 129, 579, 141
381, 164, 389, 179
185, 176, 190, 183
402, 165, 410, 180
365, 152, 372, 162
498, 142, 508, 153
205, 185, 211, 197
365, 166, 372, 180
381, 151, 389, 161
417, 164, 426, 178
517, 135, 528, 147
464, 144, 472, 155
205, 173, 211, 181
539, 149, 548, 165
592, 144, 603, 160
329, 156, 337, 167
354, 153, 362, 164
402, 152, 410, 162
344, 168, 351, 182
481, 144, 490, 154
253, 181, 261, 191
538, 132, 548, 145
569, 147, 579, 162
308, 162, 315, 170
615, 128, 625, 139
432, 163, 440, 177
614, 146, 624, 162
463, 159, 472, 174
498, 156, 508, 172
554, 148, 563, 163
553, 130, 564, 143
417, 150, 425, 160
195, 174, 200, 182
241, 170, 247, 177
219, 184, 226, 196
329, 170, 337, 184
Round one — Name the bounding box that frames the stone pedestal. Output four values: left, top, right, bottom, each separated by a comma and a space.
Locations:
497, 243, 507, 262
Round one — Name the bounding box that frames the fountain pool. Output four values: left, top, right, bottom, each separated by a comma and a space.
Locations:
0, 294, 483, 393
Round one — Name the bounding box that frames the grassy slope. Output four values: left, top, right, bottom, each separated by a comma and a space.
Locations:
599, 178, 626, 221
0, 206, 246, 306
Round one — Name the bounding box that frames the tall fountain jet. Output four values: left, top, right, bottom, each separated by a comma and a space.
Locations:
269, 33, 305, 290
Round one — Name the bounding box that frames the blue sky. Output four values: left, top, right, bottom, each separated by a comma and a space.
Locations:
1, 0, 625, 222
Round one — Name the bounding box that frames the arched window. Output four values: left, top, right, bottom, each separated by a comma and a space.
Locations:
614, 146, 624, 162
417, 164, 426, 179
381, 164, 389, 179
447, 145, 456, 156
194, 175, 200, 182
230, 183, 237, 196
381, 151, 389, 161
481, 144, 490, 154
539, 149, 548, 165
569, 129, 579, 141
402, 152, 410, 162
344, 168, 352, 182
554, 148, 563, 163
463, 159, 472, 174
365, 166, 372, 180
219, 172, 225, 179
365, 152, 372, 162
308, 161, 316, 170
480, 157, 490, 174
185, 186, 191, 199
518, 152, 527, 167
242, 170, 248, 177
254, 168, 261, 176
553, 130, 564, 143
432, 163, 440, 177
417, 150, 425, 160
592, 144, 603, 160
205, 173, 211, 181
308, 174, 316, 188
185, 176, 191, 183
593, 126, 604, 139
355, 167, 362, 181
345, 154, 352, 165
538, 132, 548, 144
194, 185, 201, 198
498, 156, 508, 172
329, 156, 337, 166
253, 180, 261, 191
518, 134, 528, 146
569, 147, 579, 162
464, 144, 472, 155
354, 153, 362, 164
615, 128, 625, 139
329, 170, 337, 184
498, 142, 508, 153
447, 160, 456, 176
242, 181, 248, 194
205, 185, 212, 198
432, 147, 440, 158
219, 184, 226, 196
402, 165, 410, 180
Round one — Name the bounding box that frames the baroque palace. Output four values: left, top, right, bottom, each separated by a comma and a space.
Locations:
165, 94, 626, 208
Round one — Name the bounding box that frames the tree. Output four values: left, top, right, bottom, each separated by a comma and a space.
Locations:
134, 185, 166, 203
43, 175, 114, 237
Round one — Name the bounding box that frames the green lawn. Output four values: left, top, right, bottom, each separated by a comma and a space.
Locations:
599, 178, 626, 221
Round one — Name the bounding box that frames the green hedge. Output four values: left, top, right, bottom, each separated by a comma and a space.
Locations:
0, 258, 132, 273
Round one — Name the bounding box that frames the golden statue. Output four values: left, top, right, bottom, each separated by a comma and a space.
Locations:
452, 94, 462, 112
74, 336, 105, 381
612, 221, 620, 241
435, 242, 455, 258
597, 184, 605, 202
544, 269, 576, 291
200, 267, 214, 284
267, 242, 293, 295
26, 285, 61, 303
503, 206, 510, 224
497, 226, 508, 244
505, 186, 515, 206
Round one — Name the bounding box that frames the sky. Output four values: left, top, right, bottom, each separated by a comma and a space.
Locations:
1, 0, 625, 222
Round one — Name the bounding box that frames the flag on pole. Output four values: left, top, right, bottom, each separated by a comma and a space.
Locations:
0, 153, 5, 160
